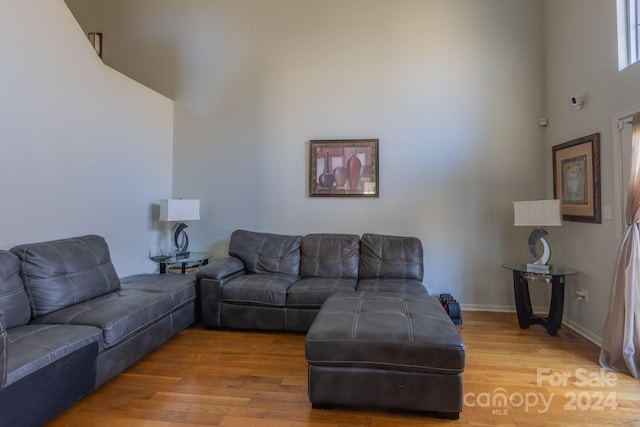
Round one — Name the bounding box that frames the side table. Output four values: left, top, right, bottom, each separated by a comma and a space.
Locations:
502, 263, 577, 336
151, 252, 211, 274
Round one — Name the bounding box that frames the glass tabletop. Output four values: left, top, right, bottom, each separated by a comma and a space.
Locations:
502, 263, 577, 276
150, 252, 211, 264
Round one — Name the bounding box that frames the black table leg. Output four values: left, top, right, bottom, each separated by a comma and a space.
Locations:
512, 270, 566, 336
546, 275, 565, 336
513, 271, 532, 329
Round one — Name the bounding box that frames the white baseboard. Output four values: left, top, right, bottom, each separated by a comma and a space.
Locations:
459, 304, 602, 347
561, 317, 603, 347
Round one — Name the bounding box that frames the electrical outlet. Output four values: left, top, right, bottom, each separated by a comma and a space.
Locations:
576, 289, 588, 303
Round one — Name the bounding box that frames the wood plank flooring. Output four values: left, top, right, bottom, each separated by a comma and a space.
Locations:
46, 312, 640, 426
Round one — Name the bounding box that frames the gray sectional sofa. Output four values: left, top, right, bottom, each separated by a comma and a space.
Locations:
197, 230, 428, 331
194, 230, 467, 418
0, 235, 197, 427
0, 230, 453, 424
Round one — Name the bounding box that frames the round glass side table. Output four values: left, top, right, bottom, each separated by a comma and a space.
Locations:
151, 252, 211, 274
502, 263, 577, 336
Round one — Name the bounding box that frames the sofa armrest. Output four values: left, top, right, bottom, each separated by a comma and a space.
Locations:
196, 256, 245, 281
197, 257, 245, 329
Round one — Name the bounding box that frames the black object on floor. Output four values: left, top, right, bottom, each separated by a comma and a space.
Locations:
439, 293, 462, 325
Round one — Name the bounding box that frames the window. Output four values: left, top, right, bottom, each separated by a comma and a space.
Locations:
618, 0, 640, 69
630, 0, 640, 64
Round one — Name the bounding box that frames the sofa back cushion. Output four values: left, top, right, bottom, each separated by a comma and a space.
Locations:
10, 235, 121, 317
300, 234, 360, 279
359, 233, 424, 280
0, 250, 32, 328
229, 230, 302, 276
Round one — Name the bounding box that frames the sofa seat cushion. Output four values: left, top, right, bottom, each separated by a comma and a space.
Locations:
229, 230, 302, 276
300, 234, 360, 279
359, 233, 424, 281
306, 292, 465, 374
120, 273, 196, 308
10, 235, 121, 317
357, 278, 427, 294
287, 278, 357, 308
0, 251, 32, 329
4, 324, 102, 387
221, 273, 299, 307
31, 288, 184, 348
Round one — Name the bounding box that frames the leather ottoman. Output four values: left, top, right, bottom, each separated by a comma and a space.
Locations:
305, 291, 465, 419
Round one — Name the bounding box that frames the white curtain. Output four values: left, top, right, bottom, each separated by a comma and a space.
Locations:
600, 112, 640, 378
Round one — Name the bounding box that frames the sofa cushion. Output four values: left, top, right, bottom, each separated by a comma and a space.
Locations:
306, 292, 465, 374
221, 273, 299, 307
300, 234, 360, 279
31, 287, 183, 348
10, 235, 121, 317
4, 323, 102, 387
358, 233, 424, 281
357, 278, 427, 294
229, 230, 302, 276
120, 273, 196, 308
0, 251, 31, 328
287, 277, 358, 308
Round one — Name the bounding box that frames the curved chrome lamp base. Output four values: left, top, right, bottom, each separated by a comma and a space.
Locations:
527, 227, 552, 272
173, 222, 190, 258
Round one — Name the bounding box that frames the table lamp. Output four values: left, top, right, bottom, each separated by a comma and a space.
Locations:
159, 199, 200, 258
513, 199, 562, 273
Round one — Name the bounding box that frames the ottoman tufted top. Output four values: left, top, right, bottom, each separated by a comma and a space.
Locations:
305, 291, 465, 374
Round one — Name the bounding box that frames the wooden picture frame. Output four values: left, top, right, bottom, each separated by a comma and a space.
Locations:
309, 139, 379, 197
88, 32, 102, 58
552, 133, 601, 223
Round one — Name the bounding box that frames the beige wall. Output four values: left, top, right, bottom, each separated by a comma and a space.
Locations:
66, 0, 547, 311
60, 0, 640, 344
0, 0, 175, 276
543, 0, 640, 343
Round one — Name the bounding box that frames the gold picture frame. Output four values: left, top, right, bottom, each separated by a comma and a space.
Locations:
308, 139, 379, 197
552, 133, 601, 223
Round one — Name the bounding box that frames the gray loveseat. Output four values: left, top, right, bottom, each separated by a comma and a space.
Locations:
197, 230, 428, 331
0, 235, 197, 427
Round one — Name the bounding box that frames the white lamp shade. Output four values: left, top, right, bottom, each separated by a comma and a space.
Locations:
159, 199, 200, 222
513, 199, 562, 227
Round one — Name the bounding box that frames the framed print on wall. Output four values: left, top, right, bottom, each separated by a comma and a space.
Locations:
309, 139, 379, 197
552, 133, 601, 223
88, 32, 102, 57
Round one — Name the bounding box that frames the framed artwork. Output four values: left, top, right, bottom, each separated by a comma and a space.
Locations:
552, 133, 601, 223
88, 32, 102, 57
309, 139, 379, 197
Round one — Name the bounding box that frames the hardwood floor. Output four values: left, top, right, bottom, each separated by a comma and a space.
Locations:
47, 312, 640, 426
